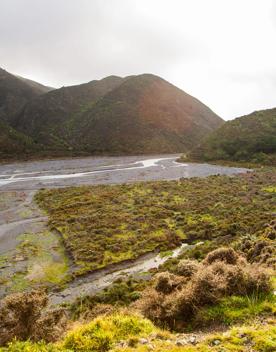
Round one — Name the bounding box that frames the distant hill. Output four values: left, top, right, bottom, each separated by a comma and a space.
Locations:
188, 108, 276, 165
14, 74, 223, 154
0, 68, 51, 123
16, 75, 54, 94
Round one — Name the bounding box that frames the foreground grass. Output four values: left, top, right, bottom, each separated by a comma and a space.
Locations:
2, 313, 275, 352
35, 169, 275, 275
193, 293, 276, 328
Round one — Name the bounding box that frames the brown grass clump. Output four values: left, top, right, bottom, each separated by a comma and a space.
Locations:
136, 247, 272, 329
203, 247, 239, 265
0, 290, 68, 346
154, 272, 183, 294
176, 259, 200, 278
79, 303, 115, 322
31, 307, 68, 342
240, 222, 276, 268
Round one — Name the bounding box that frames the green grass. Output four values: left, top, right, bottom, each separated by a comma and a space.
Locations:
62, 313, 157, 351
2, 314, 275, 352
2, 230, 70, 295
35, 169, 276, 275
194, 293, 276, 327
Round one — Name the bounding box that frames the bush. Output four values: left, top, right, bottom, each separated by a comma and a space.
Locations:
62, 313, 156, 352
175, 259, 199, 278
136, 248, 272, 329
154, 272, 183, 294
0, 290, 68, 346
203, 247, 239, 265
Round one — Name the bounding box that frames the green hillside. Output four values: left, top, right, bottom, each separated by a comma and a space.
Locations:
188, 108, 276, 165
14, 74, 223, 154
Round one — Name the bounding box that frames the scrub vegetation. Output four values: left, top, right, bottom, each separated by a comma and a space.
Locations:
1, 168, 275, 351
35, 168, 276, 275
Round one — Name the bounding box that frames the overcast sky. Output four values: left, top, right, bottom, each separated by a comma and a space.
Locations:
1, 0, 276, 120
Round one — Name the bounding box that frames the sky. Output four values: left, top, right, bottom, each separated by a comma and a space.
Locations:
0, 0, 276, 120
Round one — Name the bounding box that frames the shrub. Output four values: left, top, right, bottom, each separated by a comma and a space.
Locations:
154, 272, 183, 294
175, 259, 199, 278
0, 290, 68, 346
136, 248, 272, 329
203, 247, 239, 265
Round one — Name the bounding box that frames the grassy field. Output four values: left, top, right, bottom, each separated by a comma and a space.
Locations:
35, 168, 276, 275
2, 313, 275, 352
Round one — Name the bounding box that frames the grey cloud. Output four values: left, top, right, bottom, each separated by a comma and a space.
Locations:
0, 0, 275, 119
0, 0, 203, 87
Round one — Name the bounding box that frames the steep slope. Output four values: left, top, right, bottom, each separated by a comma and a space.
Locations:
15, 74, 223, 154
76, 74, 223, 153
0, 68, 48, 123
16, 75, 54, 94
188, 108, 276, 164
14, 76, 124, 149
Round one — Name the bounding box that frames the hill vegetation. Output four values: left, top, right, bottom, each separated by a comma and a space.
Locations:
13, 73, 223, 155
187, 108, 276, 165
0, 69, 224, 159
0, 68, 50, 123
0, 120, 38, 160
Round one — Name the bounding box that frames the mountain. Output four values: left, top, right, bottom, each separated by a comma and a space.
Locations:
0, 67, 51, 123
188, 108, 276, 164
14, 74, 223, 154
13, 75, 124, 149
16, 75, 53, 94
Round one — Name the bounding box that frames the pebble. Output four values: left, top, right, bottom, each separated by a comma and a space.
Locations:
213, 339, 221, 345
139, 338, 148, 344
176, 339, 187, 346
189, 336, 197, 345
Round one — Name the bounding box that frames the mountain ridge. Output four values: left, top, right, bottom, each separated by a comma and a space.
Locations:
14, 73, 223, 154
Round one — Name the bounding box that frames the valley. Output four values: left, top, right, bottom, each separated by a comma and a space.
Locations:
0, 155, 249, 300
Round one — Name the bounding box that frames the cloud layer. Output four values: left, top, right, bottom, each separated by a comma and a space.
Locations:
1, 0, 275, 119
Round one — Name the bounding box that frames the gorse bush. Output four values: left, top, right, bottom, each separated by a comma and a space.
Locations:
0, 290, 68, 346
61, 313, 156, 352
135, 248, 272, 329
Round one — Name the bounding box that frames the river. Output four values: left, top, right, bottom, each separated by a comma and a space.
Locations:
0, 155, 249, 302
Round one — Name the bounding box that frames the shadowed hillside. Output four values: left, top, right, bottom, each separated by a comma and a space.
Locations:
0, 68, 51, 123
14, 74, 223, 154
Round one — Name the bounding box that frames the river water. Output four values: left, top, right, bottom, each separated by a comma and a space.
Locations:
0, 154, 249, 190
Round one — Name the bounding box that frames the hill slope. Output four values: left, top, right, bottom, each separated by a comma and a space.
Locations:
14, 74, 223, 154
0, 120, 37, 160
0, 68, 54, 159
16, 75, 54, 94
188, 108, 276, 164
0, 68, 50, 123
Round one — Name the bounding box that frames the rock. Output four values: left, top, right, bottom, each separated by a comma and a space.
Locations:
213, 339, 221, 345
189, 336, 197, 345
13, 255, 25, 262
139, 338, 148, 344
176, 339, 187, 346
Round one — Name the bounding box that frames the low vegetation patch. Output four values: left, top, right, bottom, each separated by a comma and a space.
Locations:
35, 169, 276, 275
